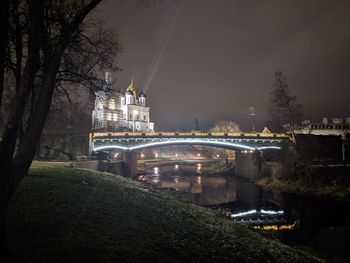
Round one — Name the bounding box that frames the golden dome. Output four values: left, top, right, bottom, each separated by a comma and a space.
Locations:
126, 78, 137, 95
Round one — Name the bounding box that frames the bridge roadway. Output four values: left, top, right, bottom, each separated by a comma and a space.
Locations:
90, 131, 291, 153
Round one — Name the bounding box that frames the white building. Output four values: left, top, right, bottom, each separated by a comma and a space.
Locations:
120, 79, 154, 132
295, 117, 350, 139
92, 72, 155, 132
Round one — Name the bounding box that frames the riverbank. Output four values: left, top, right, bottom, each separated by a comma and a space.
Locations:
257, 165, 350, 199
7, 167, 323, 262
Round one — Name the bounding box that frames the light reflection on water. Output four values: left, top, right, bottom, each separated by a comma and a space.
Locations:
153, 167, 159, 174
141, 164, 235, 206
173, 176, 180, 184
197, 163, 201, 172
138, 163, 350, 261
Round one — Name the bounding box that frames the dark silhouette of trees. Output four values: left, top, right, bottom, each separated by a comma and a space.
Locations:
268, 71, 303, 140
0, 1, 120, 260
45, 91, 93, 134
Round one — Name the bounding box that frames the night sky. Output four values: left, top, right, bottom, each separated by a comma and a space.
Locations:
97, 0, 350, 131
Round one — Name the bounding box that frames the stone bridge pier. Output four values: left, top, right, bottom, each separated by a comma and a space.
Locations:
86, 151, 138, 177
122, 150, 138, 178
120, 149, 263, 179
235, 150, 262, 179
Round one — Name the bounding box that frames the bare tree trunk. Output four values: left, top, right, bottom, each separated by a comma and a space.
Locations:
0, 52, 59, 263
0, 1, 44, 259
13, 55, 61, 180
0, 1, 102, 260
0, 170, 12, 263
0, 0, 10, 109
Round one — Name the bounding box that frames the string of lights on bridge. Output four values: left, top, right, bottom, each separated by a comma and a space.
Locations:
91, 132, 288, 152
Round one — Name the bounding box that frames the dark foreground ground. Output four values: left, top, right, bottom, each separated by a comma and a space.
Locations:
8, 167, 323, 262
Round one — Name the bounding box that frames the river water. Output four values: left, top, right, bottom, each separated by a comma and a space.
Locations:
138, 162, 350, 262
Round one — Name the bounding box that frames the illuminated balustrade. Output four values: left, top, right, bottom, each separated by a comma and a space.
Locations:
90, 131, 290, 139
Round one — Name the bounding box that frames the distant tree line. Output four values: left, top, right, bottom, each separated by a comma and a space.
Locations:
210, 120, 240, 133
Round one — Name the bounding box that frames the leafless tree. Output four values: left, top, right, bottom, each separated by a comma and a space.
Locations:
0, 1, 115, 259
268, 71, 303, 140
45, 94, 90, 133
210, 120, 240, 133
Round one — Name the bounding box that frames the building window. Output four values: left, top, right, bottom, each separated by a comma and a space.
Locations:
136, 115, 139, 120
109, 99, 115, 110
143, 115, 146, 121
106, 113, 112, 121
113, 113, 118, 121
129, 114, 132, 119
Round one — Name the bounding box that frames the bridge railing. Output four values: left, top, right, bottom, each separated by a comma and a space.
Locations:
90, 131, 290, 139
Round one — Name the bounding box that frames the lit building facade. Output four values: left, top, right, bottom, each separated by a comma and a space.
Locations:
295, 117, 350, 139
92, 72, 155, 132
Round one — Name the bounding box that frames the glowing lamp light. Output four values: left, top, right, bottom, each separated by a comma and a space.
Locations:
231, 210, 257, 218
153, 167, 159, 174
197, 163, 202, 172
261, 209, 284, 215
197, 153, 201, 157
253, 221, 297, 231
155, 153, 158, 159
92, 138, 281, 152
140, 153, 144, 158
216, 154, 220, 158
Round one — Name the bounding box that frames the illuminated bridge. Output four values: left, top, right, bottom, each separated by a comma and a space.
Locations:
90, 132, 290, 152
89, 132, 291, 177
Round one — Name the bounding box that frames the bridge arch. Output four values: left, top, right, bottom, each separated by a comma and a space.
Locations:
92, 139, 282, 152
90, 132, 290, 177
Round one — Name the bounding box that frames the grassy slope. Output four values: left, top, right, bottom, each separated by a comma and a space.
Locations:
8, 168, 322, 263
